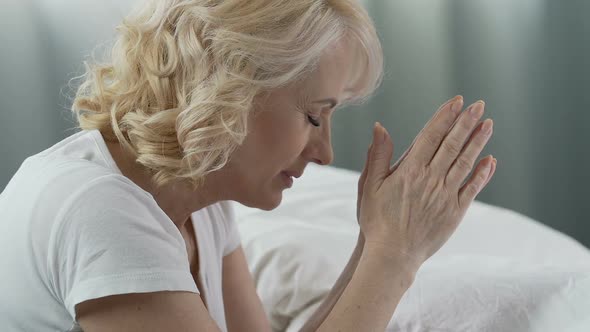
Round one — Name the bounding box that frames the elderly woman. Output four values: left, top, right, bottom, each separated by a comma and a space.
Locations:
0, 0, 496, 331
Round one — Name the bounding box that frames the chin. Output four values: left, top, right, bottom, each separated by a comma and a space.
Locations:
237, 189, 283, 211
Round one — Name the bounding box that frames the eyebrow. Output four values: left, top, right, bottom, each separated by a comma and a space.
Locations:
312, 98, 338, 109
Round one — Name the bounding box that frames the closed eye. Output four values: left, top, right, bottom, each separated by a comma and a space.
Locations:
307, 114, 321, 127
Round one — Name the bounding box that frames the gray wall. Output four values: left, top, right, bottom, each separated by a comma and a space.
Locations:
333, 0, 590, 248
1, 0, 589, 248
1, 0, 135, 186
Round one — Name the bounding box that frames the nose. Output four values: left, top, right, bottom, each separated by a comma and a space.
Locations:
304, 128, 334, 166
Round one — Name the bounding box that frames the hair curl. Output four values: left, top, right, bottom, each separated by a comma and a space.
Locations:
72, 0, 383, 188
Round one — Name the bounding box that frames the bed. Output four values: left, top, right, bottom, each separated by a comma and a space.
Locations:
6, 1, 588, 329
233, 164, 590, 332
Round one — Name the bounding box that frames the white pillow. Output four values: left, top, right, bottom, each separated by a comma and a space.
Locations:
281, 255, 590, 332
389, 256, 590, 332
234, 164, 590, 332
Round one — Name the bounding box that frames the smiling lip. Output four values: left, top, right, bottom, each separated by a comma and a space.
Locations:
281, 172, 294, 188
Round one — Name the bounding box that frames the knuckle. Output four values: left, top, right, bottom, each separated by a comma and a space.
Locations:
425, 176, 442, 195
459, 118, 474, 132
421, 132, 439, 148
475, 169, 488, 183
454, 156, 473, 172
371, 147, 388, 160
475, 129, 491, 144
441, 139, 462, 156
466, 183, 480, 196
442, 184, 456, 199
404, 164, 426, 180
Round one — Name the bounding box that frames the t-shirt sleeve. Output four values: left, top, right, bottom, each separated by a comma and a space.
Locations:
220, 201, 242, 256
48, 175, 199, 320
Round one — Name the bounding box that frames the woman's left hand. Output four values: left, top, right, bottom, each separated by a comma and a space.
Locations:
356, 133, 412, 231
356, 99, 467, 230
355, 98, 496, 241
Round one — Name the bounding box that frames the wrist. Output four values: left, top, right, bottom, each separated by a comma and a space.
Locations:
357, 231, 365, 247
362, 241, 421, 278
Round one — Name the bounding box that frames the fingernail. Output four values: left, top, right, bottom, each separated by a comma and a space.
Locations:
482, 158, 492, 172
451, 96, 463, 114
481, 119, 493, 134
373, 122, 381, 145
470, 101, 485, 119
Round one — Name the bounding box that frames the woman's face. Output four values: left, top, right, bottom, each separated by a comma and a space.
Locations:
221, 39, 360, 210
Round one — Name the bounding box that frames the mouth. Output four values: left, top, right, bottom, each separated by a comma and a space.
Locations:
280, 172, 294, 188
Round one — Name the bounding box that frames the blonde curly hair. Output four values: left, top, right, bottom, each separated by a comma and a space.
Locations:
72, 0, 383, 188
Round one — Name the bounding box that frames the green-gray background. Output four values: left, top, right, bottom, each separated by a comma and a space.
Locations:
1, 0, 588, 248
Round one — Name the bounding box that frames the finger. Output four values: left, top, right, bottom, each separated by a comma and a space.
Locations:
388, 96, 464, 176
366, 122, 394, 191
458, 155, 494, 208
388, 143, 411, 176
411, 96, 463, 147
483, 158, 497, 187
430, 101, 487, 174
357, 144, 372, 221
388, 96, 467, 176
359, 144, 372, 188
445, 118, 493, 188
406, 96, 464, 166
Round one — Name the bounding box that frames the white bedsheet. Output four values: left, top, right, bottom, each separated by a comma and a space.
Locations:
234, 164, 590, 332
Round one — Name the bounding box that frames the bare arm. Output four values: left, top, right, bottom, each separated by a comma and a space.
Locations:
77, 291, 221, 332
298, 233, 365, 332
307, 96, 496, 331
223, 246, 272, 332
315, 244, 417, 332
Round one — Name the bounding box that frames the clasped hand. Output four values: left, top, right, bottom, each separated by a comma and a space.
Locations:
355, 96, 497, 271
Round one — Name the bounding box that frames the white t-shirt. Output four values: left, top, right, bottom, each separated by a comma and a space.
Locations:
0, 130, 241, 332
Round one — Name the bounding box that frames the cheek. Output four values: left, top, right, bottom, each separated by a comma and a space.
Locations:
275, 126, 308, 162
257, 117, 307, 159
238, 109, 310, 175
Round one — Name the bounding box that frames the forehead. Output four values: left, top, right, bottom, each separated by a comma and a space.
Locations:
296, 38, 361, 102
254, 37, 366, 109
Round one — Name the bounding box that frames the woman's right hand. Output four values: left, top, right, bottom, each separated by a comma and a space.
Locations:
357, 96, 497, 271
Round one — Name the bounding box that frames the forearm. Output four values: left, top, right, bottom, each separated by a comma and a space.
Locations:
299, 233, 365, 332
315, 244, 417, 332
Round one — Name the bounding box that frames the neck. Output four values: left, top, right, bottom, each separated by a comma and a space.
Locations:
105, 141, 226, 229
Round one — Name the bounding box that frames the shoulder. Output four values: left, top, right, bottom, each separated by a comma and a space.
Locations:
6, 130, 125, 204
55, 174, 169, 243
65, 174, 152, 211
